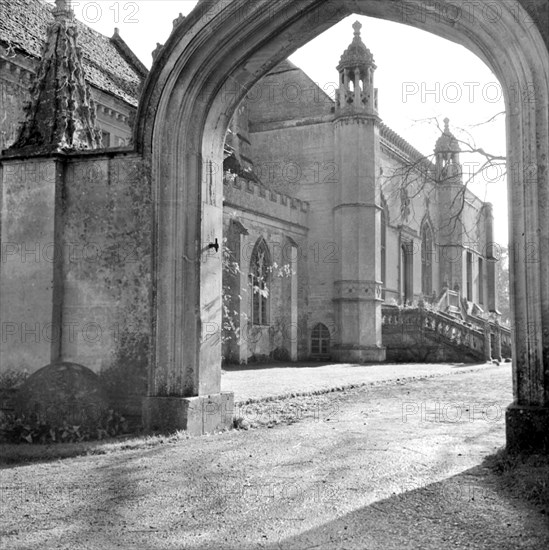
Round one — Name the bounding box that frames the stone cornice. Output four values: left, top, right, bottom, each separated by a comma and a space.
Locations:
333, 113, 380, 126
333, 203, 382, 213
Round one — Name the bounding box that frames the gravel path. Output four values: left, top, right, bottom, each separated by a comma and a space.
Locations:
2, 363, 548, 550
223, 361, 499, 402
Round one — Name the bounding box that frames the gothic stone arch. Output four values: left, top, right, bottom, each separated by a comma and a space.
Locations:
136, 0, 549, 451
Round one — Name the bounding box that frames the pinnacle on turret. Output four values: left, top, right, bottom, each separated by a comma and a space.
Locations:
337, 21, 376, 72
434, 118, 462, 183
10, 0, 102, 153
335, 21, 378, 115
435, 117, 460, 154
53, 0, 73, 17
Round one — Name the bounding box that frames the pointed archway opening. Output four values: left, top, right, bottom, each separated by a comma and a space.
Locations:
136, 0, 549, 451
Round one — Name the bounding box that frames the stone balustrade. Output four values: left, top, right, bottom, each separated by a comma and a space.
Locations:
382, 306, 499, 362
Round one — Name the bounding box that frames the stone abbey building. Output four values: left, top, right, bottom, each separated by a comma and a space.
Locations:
9, 0, 549, 450
221, 22, 499, 364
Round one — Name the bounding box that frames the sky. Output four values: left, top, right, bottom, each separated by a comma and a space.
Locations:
52, 0, 508, 244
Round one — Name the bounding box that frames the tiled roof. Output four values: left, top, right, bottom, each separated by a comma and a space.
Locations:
0, 0, 144, 106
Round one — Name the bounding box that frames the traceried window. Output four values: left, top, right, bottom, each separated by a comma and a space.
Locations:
311, 323, 330, 357
381, 207, 387, 300
401, 242, 414, 305
249, 239, 270, 326
421, 223, 434, 296
478, 257, 484, 305
466, 251, 473, 302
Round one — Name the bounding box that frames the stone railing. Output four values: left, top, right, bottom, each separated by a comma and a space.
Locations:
434, 289, 513, 360
382, 305, 512, 362
462, 313, 512, 360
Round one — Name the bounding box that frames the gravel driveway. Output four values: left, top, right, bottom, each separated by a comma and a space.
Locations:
2, 363, 548, 550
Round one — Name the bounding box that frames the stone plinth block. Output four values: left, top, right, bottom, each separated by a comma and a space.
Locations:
143, 392, 234, 435
332, 346, 386, 363
506, 404, 549, 454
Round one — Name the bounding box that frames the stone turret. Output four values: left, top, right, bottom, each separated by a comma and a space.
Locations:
336, 21, 378, 115
434, 118, 461, 183
435, 118, 464, 296
10, 0, 102, 153
332, 22, 385, 362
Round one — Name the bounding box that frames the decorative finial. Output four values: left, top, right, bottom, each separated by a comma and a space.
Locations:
353, 21, 362, 37
152, 43, 164, 62
444, 117, 450, 131
173, 13, 186, 29
53, 0, 73, 19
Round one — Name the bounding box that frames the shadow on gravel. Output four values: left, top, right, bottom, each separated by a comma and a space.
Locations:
187, 461, 549, 550
8, 458, 547, 550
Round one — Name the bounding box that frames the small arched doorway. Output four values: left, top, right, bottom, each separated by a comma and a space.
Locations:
311, 323, 331, 360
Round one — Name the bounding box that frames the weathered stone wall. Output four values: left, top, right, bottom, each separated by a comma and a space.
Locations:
0, 150, 152, 420
0, 151, 152, 421
61, 152, 151, 417
0, 157, 59, 371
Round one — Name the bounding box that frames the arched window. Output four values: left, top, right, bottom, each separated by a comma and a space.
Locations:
401, 242, 414, 305
421, 223, 434, 296
466, 251, 473, 302
381, 207, 387, 300
478, 257, 484, 305
249, 239, 270, 325
311, 323, 330, 357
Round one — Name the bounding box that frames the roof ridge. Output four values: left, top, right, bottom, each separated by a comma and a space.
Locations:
379, 121, 434, 168
110, 29, 149, 79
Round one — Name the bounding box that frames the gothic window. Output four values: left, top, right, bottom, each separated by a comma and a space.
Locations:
466, 251, 473, 302
311, 323, 330, 357
401, 242, 414, 305
421, 223, 434, 296
381, 207, 387, 300
478, 257, 484, 305
249, 239, 270, 326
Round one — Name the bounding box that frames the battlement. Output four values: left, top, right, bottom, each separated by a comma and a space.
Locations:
223, 174, 309, 229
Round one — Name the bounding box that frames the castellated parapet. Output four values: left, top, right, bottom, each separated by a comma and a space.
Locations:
223, 175, 309, 229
